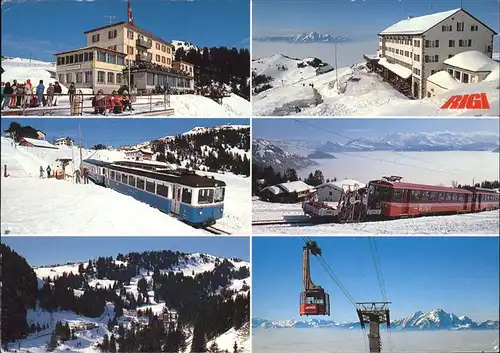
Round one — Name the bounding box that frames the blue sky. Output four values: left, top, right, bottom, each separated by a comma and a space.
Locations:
252, 0, 500, 39
1, 236, 250, 267
252, 118, 500, 142
252, 236, 499, 322
1, 0, 249, 62
1, 118, 250, 148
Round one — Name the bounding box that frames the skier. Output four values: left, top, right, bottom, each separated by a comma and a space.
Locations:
46, 165, 52, 178
39, 166, 44, 178
36, 80, 45, 107
74, 169, 81, 184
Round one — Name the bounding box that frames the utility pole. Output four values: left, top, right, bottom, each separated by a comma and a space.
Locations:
356, 302, 391, 353
79, 124, 83, 172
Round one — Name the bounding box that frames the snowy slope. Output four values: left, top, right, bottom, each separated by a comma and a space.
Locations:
254, 32, 350, 44
253, 138, 317, 171
252, 54, 499, 116
171, 40, 199, 53
1, 136, 250, 234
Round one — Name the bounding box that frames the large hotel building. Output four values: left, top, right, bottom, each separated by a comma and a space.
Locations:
55, 8, 195, 94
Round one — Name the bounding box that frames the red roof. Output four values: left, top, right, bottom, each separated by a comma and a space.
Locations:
369, 179, 473, 194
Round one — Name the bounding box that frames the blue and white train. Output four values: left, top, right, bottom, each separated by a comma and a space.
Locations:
81, 159, 225, 227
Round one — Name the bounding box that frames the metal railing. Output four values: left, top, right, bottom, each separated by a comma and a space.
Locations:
0, 91, 172, 116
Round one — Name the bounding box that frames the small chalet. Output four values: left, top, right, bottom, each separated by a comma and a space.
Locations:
259, 180, 316, 203
315, 179, 366, 203
19, 137, 58, 149
124, 149, 154, 161
55, 137, 74, 147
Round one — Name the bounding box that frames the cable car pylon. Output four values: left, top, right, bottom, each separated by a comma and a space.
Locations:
299, 240, 330, 316
356, 302, 391, 353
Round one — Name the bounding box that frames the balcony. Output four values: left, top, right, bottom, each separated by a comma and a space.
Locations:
136, 53, 152, 63
136, 38, 152, 49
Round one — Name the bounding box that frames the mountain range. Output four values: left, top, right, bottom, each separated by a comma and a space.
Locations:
253, 309, 499, 331
252, 138, 317, 171
253, 32, 351, 44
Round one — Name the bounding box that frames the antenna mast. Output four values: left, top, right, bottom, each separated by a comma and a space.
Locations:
104, 15, 115, 24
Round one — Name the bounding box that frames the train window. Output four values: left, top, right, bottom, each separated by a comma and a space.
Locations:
146, 181, 155, 193
115, 172, 120, 181
198, 189, 214, 204
214, 187, 225, 203
392, 189, 403, 202
438, 193, 445, 201
429, 192, 438, 201
128, 176, 136, 187
110, 171, 115, 179
411, 190, 421, 201
452, 194, 458, 201
445, 193, 452, 201
181, 188, 192, 204
459, 194, 465, 202
121, 173, 127, 184
421, 191, 430, 201
157, 184, 169, 198
137, 178, 145, 190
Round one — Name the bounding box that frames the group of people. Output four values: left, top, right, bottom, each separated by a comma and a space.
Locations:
38, 165, 89, 184
1, 79, 68, 110
92, 89, 134, 115
132, 62, 190, 77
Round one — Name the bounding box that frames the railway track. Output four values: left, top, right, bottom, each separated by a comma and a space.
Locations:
203, 226, 232, 235
252, 219, 314, 227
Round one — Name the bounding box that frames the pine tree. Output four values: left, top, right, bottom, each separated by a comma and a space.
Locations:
191, 318, 206, 353
233, 341, 238, 353
102, 334, 109, 352
209, 341, 219, 353
109, 334, 117, 353
46, 330, 59, 351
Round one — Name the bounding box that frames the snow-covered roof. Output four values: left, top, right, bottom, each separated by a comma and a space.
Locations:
379, 8, 460, 35
21, 137, 58, 149
378, 58, 412, 79
278, 180, 315, 193
444, 51, 499, 72
427, 70, 464, 90
316, 179, 366, 190
262, 185, 283, 195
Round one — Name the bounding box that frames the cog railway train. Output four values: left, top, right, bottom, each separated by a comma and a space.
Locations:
81, 159, 225, 227
303, 176, 500, 222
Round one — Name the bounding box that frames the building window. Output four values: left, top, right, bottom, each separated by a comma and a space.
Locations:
107, 54, 117, 65
127, 46, 134, 55
108, 29, 117, 39
470, 25, 478, 31
431, 70, 435, 75
58, 74, 65, 83
448, 69, 453, 75
116, 73, 122, 84
441, 24, 452, 32
413, 39, 420, 47
57, 57, 62, 65
156, 54, 161, 62
413, 54, 420, 62
167, 47, 171, 54
161, 56, 166, 63
449, 39, 455, 47
108, 45, 118, 51
457, 22, 464, 31
76, 72, 83, 83
84, 71, 92, 83
161, 45, 166, 52
147, 73, 154, 86
107, 72, 115, 84
462, 73, 469, 83
91, 34, 100, 42
68, 55, 74, 64
454, 71, 460, 80
127, 29, 134, 39
117, 56, 124, 66
467, 39, 472, 47
66, 73, 72, 83
97, 71, 105, 83
156, 43, 160, 50
98, 52, 106, 62
427, 92, 431, 97
487, 45, 492, 53
167, 58, 171, 65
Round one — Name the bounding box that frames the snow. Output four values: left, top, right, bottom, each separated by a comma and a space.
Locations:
21, 137, 58, 149
379, 8, 460, 35
207, 322, 250, 353
169, 93, 251, 117
253, 54, 499, 116
88, 279, 116, 289
378, 58, 412, 79
278, 180, 314, 193
317, 179, 366, 190
253, 200, 499, 234
427, 70, 464, 90
444, 50, 499, 72
35, 263, 86, 280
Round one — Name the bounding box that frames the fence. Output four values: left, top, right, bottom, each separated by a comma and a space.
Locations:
0, 90, 172, 116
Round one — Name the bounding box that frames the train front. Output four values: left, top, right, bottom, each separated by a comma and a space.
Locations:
188, 183, 226, 226
366, 180, 393, 218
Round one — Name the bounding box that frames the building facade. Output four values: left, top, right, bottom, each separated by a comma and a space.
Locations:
374, 8, 496, 99
55, 47, 127, 94
56, 22, 195, 93
55, 137, 74, 147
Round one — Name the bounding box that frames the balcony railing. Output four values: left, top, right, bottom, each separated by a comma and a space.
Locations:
136, 53, 152, 63
136, 38, 152, 49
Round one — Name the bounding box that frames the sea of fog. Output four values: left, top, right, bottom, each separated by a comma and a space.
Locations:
252, 328, 500, 353
296, 151, 499, 186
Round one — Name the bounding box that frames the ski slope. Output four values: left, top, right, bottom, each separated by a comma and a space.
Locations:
252, 54, 499, 116
0, 137, 250, 235
252, 200, 500, 234
1, 57, 250, 117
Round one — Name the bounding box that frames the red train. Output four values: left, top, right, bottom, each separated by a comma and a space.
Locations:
366, 177, 500, 219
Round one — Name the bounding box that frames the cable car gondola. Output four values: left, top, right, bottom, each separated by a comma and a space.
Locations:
299, 240, 330, 316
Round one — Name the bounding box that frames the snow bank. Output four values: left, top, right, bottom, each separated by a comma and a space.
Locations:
444, 50, 499, 72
